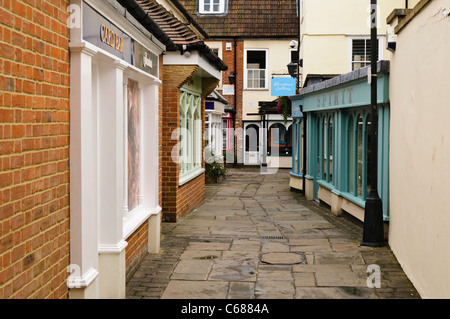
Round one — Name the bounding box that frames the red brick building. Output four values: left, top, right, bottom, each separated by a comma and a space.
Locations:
0, 0, 71, 299
138, 0, 227, 222
0, 0, 226, 299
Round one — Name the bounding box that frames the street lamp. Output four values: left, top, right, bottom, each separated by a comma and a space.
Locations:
361, 0, 386, 247
228, 71, 236, 85
287, 61, 298, 78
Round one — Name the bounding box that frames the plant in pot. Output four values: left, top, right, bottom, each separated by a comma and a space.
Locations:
205, 149, 227, 183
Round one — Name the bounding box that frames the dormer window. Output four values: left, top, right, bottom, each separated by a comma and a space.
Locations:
199, 0, 225, 14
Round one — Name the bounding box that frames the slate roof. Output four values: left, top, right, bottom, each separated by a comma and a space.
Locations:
177, 0, 299, 38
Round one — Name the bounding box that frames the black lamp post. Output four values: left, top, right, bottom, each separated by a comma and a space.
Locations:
361, 0, 386, 247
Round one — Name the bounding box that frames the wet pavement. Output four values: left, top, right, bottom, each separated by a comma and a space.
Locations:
126, 168, 420, 299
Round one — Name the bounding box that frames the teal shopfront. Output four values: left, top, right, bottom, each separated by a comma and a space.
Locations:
290, 61, 390, 222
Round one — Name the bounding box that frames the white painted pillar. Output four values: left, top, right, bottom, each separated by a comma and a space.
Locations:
68, 42, 100, 299
97, 58, 128, 299
142, 79, 162, 253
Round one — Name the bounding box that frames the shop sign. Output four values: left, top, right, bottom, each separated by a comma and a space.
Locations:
271, 77, 296, 97
83, 2, 158, 77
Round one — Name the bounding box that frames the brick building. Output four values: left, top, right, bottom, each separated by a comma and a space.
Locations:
138, 0, 227, 222
0, 0, 71, 299
1, 0, 225, 299
179, 0, 299, 168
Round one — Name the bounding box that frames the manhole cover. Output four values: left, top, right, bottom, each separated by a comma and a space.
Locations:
261, 252, 305, 265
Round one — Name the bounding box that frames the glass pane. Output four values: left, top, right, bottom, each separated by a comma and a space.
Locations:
127, 79, 140, 211
348, 116, 355, 194
366, 116, 372, 197
357, 115, 363, 198
322, 117, 327, 180
329, 117, 333, 184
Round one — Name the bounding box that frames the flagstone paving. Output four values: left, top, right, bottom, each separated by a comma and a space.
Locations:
126, 168, 420, 299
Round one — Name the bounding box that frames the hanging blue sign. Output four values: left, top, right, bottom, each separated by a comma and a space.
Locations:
271, 77, 296, 96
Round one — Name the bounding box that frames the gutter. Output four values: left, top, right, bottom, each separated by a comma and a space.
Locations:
185, 42, 228, 71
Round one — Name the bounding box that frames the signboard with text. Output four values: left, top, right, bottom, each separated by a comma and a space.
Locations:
271, 77, 296, 97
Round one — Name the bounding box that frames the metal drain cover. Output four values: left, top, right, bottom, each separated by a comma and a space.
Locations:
261, 252, 305, 265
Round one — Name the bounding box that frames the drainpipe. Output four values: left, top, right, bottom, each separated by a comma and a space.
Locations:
361, 0, 385, 247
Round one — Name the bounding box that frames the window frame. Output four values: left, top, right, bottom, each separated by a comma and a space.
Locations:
179, 88, 203, 186
244, 49, 269, 90
348, 36, 383, 72
199, 0, 225, 15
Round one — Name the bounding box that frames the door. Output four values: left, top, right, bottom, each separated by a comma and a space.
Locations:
244, 123, 260, 165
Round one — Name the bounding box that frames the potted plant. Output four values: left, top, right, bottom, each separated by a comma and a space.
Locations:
205, 150, 227, 183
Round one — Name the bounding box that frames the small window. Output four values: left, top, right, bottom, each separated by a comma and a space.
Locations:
350, 38, 381, 71
245, 50, 267, 89
199, 0, 225, 14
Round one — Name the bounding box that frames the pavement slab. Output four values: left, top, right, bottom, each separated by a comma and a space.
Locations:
126, 168, 421, 300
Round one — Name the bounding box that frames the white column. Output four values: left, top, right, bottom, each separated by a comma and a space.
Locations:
68, 42, 100, 299
97, 57, 128, 299
142, 80, 162, 253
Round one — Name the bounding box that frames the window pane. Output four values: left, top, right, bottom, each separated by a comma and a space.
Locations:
348, 116, 355, 194
127, 79, 140, 211
328, 117, 333, 184
322, 117, 327, 180
366, 116, 372, 197
357, 115, 363, 197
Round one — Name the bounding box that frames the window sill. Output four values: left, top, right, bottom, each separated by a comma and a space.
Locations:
179, 167, 205, 186
243, 88, 269, 91
123, 204, 162, 240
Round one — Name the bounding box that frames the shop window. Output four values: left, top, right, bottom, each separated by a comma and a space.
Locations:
245, 50, 267, 89
268, 123, 292, 156
346, 111, 370, 200
348, 115, 355, 194
328, 116, 333, 184
127, 79, 140, 211
357, 114, 364, 197
179, 90, 202, 185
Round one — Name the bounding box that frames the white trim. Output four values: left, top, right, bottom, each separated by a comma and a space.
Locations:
98, 240, 128, 254
199, 0, 225, 14
244, 49, 269, 90
179, 167, 205, 186
67, 267, 99, 289
123, 205, 162, 239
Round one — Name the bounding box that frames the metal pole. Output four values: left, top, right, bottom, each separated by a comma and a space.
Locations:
361, 0, 385, 247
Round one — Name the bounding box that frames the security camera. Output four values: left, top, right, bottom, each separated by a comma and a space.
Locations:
289, 40, 298, 49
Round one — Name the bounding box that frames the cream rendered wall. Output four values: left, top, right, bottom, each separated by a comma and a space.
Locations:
300, 0, 405, 83
243, 39, 295, 121
389, 0, 450, 298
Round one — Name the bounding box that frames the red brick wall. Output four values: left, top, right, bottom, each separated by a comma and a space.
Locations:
217, 40, 244, 162
0, 0, 70, 299
125, 220, 148, 281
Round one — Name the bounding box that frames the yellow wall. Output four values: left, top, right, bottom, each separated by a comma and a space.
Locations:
300, 0, 405, 85
243, 39, 295, 121
389, 0, 450, 298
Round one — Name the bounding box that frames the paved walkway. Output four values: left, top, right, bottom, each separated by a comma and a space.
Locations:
126, 168, 420, 299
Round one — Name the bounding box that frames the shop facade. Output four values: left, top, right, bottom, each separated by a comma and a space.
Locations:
68, 0, 166, 298
290, 61, 390, 222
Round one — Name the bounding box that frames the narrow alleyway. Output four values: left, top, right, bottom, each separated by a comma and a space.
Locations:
126, 168, 419, 299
